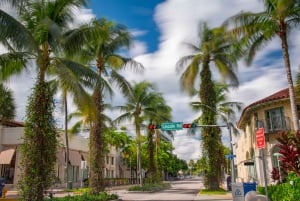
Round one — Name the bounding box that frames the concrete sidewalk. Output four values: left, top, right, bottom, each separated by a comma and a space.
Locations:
195, 192, 232, 201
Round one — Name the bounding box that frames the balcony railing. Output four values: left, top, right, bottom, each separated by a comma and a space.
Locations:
257, 116, 291, 134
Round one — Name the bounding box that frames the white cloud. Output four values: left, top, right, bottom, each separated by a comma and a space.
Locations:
3, 0, 300, 163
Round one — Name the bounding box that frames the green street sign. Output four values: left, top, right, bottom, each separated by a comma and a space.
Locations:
161, 122, 183, 131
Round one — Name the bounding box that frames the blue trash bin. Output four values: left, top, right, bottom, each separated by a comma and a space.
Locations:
243, 182, 256, 196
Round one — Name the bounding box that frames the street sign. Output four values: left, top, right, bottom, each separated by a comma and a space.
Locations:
225, 154, 236, 160
161, 122, 183, 131
256, 128, 265, 149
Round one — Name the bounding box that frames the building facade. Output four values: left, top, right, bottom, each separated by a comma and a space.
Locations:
0, 121, 130, 189
235, 88, 299, 185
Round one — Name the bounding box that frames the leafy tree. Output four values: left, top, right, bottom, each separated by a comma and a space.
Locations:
176, 23, 239, 190
0, 1, 98, 199
0, 83, 15, 123
224, 0, 300, 131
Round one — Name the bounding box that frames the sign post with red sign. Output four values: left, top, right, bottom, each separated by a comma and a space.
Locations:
256, 128, 265, 149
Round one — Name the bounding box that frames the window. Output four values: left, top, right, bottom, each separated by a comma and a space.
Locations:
265, 107, 285, 132
106, 156, 109, 165
111, 157, 114, 165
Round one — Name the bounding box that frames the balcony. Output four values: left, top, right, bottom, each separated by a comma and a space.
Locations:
257, 116, 291, 134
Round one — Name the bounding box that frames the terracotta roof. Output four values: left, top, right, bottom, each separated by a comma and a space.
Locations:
238, 88, 290, 128
247, 88, 289, 108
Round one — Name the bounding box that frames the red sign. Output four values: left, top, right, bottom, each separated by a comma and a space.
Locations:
256, 128, 265, 149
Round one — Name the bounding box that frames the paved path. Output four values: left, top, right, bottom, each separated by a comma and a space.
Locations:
5, 177, 233, 201
113, 178, 233, 201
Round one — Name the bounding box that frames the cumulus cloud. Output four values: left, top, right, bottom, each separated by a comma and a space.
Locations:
3, 0, 300, 162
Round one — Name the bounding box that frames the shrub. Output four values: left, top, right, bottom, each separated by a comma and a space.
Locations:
257, 172, 300, 201
128, 182, 170, 192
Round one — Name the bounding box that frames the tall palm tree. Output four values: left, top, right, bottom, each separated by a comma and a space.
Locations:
191, 83, 243, 182
64, 18, 143, 193
114, 81, 163, 186
146, 94, 172, 183
223, 0, 300, 131
48, 63, 95, 189
0, 1, 98, 200
176, 23, 240, 190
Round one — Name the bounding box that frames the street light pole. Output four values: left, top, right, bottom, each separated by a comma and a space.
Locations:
227, 121, 236, 184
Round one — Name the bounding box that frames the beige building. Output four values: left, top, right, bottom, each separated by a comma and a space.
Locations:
0, 121, 130, 189
235, 88, 298, 186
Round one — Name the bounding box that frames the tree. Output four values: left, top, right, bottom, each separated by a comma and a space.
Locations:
0, 83, 15, 123
176, 23, 240, 190
48, 64, 95, 189
64, 18, 143, 193
0, 1, 97, 200
223, 0, 300, 131
146, 94, 172, 183
114, 81, 162, 186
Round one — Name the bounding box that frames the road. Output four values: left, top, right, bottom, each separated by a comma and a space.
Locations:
113, 177, 232, 201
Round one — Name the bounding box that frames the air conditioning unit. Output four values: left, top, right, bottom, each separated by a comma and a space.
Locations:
81, 161, 87, 169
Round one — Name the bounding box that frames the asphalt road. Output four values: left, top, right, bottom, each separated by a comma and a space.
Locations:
113, 177, 233, 201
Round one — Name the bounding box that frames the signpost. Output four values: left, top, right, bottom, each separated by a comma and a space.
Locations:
161, 122, 183, 131
256, 127, 269, 200
256, 128, 265, 149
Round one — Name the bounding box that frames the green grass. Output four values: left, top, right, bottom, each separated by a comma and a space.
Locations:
128, 182, 170, 192
199, 188, 227, 195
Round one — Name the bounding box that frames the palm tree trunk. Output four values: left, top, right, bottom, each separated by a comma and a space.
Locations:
147, 125, 155, 182
280, 32, 299, 131
135, 118, 143, 186
90, 88, 105, 193
63, 94, 71, 188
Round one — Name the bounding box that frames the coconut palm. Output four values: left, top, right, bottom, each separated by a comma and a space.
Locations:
48, 64, 95, 189
146, 94, 172, 183
223, 0, 300, 131
190, 83, 243, 182
114, 81, 164, 186
176, 23, 240, 190
0, 1, 98, 199
64, 17, 143, 193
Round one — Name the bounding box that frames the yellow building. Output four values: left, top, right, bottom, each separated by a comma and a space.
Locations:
236, 88, 299, 185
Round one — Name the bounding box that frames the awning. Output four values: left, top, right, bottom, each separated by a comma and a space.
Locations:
69, 150, 82, 166
0, 149, 16, 164
56, 151, 65, 165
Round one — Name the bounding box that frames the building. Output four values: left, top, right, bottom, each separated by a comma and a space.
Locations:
235, 88, 298, 185
0, 120, 130, 189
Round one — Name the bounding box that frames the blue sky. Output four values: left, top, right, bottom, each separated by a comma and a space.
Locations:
88, 0, 163, 52
3, 0, 300, 162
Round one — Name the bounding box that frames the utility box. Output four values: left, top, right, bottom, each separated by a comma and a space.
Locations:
243, 182, 256, 196
232, 182, 244, 201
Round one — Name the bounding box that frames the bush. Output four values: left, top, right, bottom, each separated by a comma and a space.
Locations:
46, 192, 118, 201
257, 172, 300, 201
128, 182, 170, 192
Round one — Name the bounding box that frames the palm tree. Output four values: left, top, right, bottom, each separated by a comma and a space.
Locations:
223, 0, 300, 131
191, 83, 243, 183
64, 18, 143, 193
48, 63, 95, 189
0, 83, 15, 124
0, 1, 98, 200
114, 81, 163, 186
176, 23, 240, 190
146, 94, 172, 183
